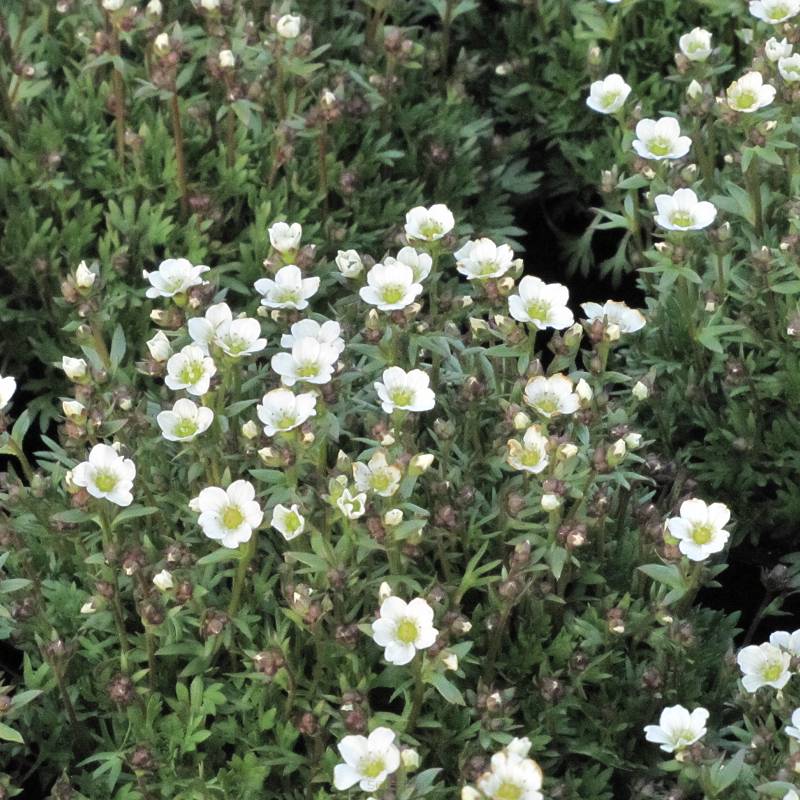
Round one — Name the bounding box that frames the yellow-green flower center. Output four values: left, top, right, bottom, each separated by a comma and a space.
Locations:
601, 90, 620, 108
179, 360, 205, 386
762, 662, 784, 682
526, 300, 551, 322
94, 470, 118, 493
476, 261, 499, 276
276, 413, 298, 430
222, 336, 248, 355
371, 472, 392, 492
174, 418, 198, 439
276, 289, 300, 305
495, 781, 524, 800
222, 505, 245, 530
396, 618, 419, 644
419, 220, 443, 239
521, 449, 542, 467
647, 138, 672, 157
295, 363, 320, 378
390, 389, 414, 407
360, 756, 386, 779
732, 90, 758, 110
535, 395, 559, 415
669, 211, 695, 228
380, 285, 406, 305
691, 523, 714, 545
769, 4, 789, 19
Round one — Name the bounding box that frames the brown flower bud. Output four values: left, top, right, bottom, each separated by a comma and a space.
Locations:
107, 674, 136, 706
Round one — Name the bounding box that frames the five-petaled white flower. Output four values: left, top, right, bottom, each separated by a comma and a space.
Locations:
374, 367, 436, 414
785, 790, 800, 800
771, 629, 800, 655
271, 337, 338, 386
383, 246, 433, 283
523, 374, 580, 418
276, 13, 302, 39
257, 387, 317, 436
726, 71, 776, 112
737, 642, 792, 692
586, 74, 631, 114
766, 36, 793, 61
679, 28, 713, 61
644, 705, 709, 753
156, 398, 214, 442
632, 118, 692, 160
581, 300, 646, 334
145, 258, 209, 299
750, 0, 800, 23
654, 188, 717, 231
353, 452, 402, 497
779, 54, 800, 81
271, 503, 305, 541
255, 265, 320, 310
192, 480, 263, 549
268, 221, 302, 253
215, 317, 267, 358
359, 262, 423, 311
786, 708, 800, 740
666, 498, 731, 561
337, 487, 367, 519
404, 204, 455, 242
507, 425, 550, 474
188, 303, 233, 352
72, 443, 136, 507
474, 738, 544, 800
0, 375, 16, 412
280, 318, 345, 357
508, 276, 574, 330
333, 727, 401, 792
165, 345, 217, 396
454, 238, 515, 280
372, 596, 438, 665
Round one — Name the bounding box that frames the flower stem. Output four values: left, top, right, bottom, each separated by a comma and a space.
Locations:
169, 92, 190, 218
227, 532, 258, 618
405, 655, 426, 732
5, 435, 35, 484
110, 27, 126, 170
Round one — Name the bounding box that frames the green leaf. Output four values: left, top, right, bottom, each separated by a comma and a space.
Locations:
109, 325, 126, 369
428, 672, 465, 705
638, 563, 686, 591
0, 722, 23, 744
111, 505, 158, 528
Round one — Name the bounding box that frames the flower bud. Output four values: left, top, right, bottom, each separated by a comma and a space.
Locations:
146, 0, 162, 16
401, 748, 421, 770
378, 581, 393, 602
557, 443, 578, 460
409, 453, 434, 475
241, 420, 259, 440
219, 49, 235, 69
687, 79, 703, 100
541, 493, 561, 511
62, 399, 86, 421
383, 508, 403, 527
624, 432, 642, 449
513, 411, 531, 431
61, 356, 88, 382
575, 378, 593, 405
153, 32, 170, 55
75, 260, 96, 289
152, 569, 173, 590
632, 381, 649, 400
335, 249, 363, 277
607, 438, 627, 466
276, 13, 301, 39
442, 652, 458, 671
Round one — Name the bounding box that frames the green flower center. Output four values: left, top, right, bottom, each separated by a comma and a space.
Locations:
276, 413, 298, 430
174, 418, 198, 439
380, 285, 406, 305
526, 300, 551, 322
521, 449, 542, 467
371, 472, 392, 492
733, 90, 758, 110
496, 781, 524, 800
390, 389, 414, 407
222, 335, 248, 355
276, 289, 300, 304
672, 729, 696, 748
166, 276, 186, 293
419, 220, 443, 239
295, 363, 320, 378
691, 523, 714, 545
535, 395, 559, 415
601, 90, 620, 108
769, 4, 789, 19
284, 512, 301, 534
476, 261, 499, 276
647, 137, 672, 157
762, 662, 784, 681
360, 756, 386, 779
669, 210, 695, 228
396, 618, 419, 644
94, 470, 118, 493
687, 41, 705, 53
179, 360, 205, 386
222, 505, 245, 530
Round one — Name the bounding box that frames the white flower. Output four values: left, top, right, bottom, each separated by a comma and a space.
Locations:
145, 258, 209, 299
523, 374, 580, 418
154, 32, 170, 54
359, 262, 423, 311
72, 443, 136, 507
784, 791, 800, 800
780, 54, 800, 81
679, 28, 713, 61
276, 13, 302, 39
654, 188, 717, 231
0, 375, 16, 412
257, 388, 317, 436
644, 705, 709, 753
280, 319, 345, 357
384, 246, 433, 283
506, 425, 549, 474
475, 738, 544, 800
687, 79, 703, 100
75, 260, 96, 289
409, 453, 434, 474
146, 0, 162, 16
165, 345, 217, 396
255, 265, 320, 310
632, 381, 649, 400
146, 330, 172, 362
337, 488, 367, 519
750, 0, 800, 23
187, 303, 233, 352
581, 300, 646, 333
372, 596, 438, 665
404, 204, 455, 242
336, 249, 363, 278
541, 493, 561, 511
271, 503, 305, 541
786, 708, 800, 740
102, 0, 124, 10
508, 276, 574, 330
666, 498, 731, 561
153, 569, 173, 591
219, 49, 235, 68
586, 73, 631, 114
62, 399, 85, 420
271, 337, 338, 386
632, 118, 692, 160
766, 36, 793, 61
770, 629, 800, 655
384, 508, 403, 527
374, 367, 436, 414
62, 356, 88, 382
268, 221, 302, 253
333, 727, 401, 792
200, 0, 220, 10
192, 480, 263, 549
157, 398, 214, 442
726, 71, 776, 112
453, 238, 515, 280
353, 452, 402, 496
215, 317, 267, 357
737, 642, 792, 692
